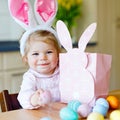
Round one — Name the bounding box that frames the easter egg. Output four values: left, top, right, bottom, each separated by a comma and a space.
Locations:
77, 104, 92, 118
87, 112, 104, 120
93, 104, 108, 116
68, 100, 81, 112
110, 110, 120, 120
40, 91, 52, 105
106, 95, 120, 109
93, 98, 109, 116
60, 107, 79, 120
96, 98, 109, 108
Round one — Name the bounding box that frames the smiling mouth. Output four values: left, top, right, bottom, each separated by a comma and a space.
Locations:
38, 63, 49, 66
41, 64, 49, 66
37, 64, 49, 70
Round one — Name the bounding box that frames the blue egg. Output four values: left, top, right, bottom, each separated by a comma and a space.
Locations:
68, 100, 81, 112
93, 98, 110, 116
96, 98, 109, 108
93, 104, 108, 116
60, 107, 78, 120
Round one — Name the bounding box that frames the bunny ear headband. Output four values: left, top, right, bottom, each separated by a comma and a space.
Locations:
8, 0, 58, 56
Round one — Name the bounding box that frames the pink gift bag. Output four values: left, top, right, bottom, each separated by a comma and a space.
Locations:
56, 20, 112, 107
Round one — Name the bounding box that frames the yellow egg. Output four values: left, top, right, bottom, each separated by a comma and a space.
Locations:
110, 110, 120, 120
87, 112, 104, 120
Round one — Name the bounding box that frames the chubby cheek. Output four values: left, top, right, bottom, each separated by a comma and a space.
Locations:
27, 58, 37, 69
51, 56, 59, 66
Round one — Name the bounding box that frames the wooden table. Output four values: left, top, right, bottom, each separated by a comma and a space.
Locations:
0, 102, 111, 120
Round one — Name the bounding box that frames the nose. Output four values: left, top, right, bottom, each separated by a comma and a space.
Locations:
39, 53, 47, 60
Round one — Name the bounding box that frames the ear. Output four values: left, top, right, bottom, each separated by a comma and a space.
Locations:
56, 20, 72, 51
8, 0, 37, 30
34, 0, 57, 26
78, 23, 97, 52
22, 56, 28, 64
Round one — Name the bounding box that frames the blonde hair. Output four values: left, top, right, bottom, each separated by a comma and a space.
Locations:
22, 30, 61, 58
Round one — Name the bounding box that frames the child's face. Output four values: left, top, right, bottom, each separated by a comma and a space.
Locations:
25, 40, 59, 75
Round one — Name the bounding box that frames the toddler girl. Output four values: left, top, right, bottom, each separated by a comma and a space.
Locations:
8, 0, 61, 109
17, 30, 61, 109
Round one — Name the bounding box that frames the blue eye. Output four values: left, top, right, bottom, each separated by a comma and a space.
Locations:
32, 53, 39, 56
46, 51, 53, 54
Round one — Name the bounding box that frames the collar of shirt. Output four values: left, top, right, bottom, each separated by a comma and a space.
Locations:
28, 66, 59, 78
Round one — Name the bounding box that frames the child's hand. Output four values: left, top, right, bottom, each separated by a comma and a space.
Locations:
40, 90, 52, 105
30, 89, 44, 107
30, 89, 52, 107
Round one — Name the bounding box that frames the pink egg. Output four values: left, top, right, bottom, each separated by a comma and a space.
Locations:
77, 104, 92, 118
40, 91, 52, 105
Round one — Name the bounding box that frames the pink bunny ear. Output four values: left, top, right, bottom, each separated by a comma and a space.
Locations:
35, 0, 57, 26
78, 23, 97, 52
9, 0, 29, 25
56, 20, 72, 51
8, 0, 37, 30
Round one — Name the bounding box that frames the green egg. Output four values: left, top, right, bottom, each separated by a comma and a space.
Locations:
60, 107, 78, 120
68, 100, 81, 112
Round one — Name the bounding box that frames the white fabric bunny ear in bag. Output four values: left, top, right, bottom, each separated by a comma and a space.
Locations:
57, 20, 112, 107
8, 0, 58, 56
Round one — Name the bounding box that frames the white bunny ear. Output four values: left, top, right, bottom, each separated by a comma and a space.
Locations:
34, 0, 57, 26
8, 0, 37, 30
8, 0, 58, 56
78, 23, 97, 52
56, 20, 72, 51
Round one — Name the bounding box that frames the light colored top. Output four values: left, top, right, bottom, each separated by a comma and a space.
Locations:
17, 67, 60, 109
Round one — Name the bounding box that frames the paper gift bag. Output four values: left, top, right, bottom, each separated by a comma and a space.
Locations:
56, 20, 112, 107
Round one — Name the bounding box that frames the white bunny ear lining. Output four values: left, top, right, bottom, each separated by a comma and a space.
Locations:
8, 0, 58, 56
56, 20, 97, 52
